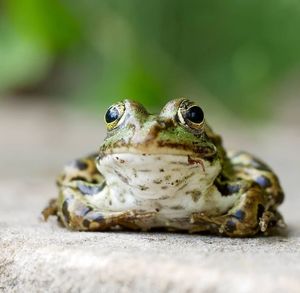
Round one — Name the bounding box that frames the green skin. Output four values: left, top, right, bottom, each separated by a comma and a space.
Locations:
42, 98, 285, 237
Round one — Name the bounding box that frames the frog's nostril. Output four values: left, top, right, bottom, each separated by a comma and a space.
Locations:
146, 123, 163, 140
157, 121, 166, 128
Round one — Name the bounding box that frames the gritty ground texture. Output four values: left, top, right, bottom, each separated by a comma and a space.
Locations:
0, 99, 299, 293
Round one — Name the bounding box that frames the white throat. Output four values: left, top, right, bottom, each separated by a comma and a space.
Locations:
96, 153, 238, 219
99, 153, 219, 198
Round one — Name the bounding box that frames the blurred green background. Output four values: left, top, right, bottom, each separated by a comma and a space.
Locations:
1, 0, 300, 119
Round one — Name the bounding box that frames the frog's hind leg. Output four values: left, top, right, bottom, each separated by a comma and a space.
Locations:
57, 153, 102, 187
42, 153, 102, 223
227, 150, 284, 207
220, 150, 285, 235
191, 181, 269, 236
191, 151, 285, 237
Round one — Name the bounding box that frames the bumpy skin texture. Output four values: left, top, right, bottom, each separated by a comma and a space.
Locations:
42, 99, 285, 237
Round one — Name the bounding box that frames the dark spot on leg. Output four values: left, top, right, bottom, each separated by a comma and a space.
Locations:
255, 176, 271, 188
80, 206, 92, 216
234, 210, 246, 221
62, 199, 71, 224
82, 219, 91, 228
216, 181, 240, 196
77, 182, 106, 196
75, 160, 88, 170
70, 176, 87, 182
227, 185, 240, 194
159, 169, 164, 172
89, 213, 105, 222
257, 204, 265, 221
225, 220, 236, 233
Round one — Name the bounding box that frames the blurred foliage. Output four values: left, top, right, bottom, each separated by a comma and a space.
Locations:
0, 0, 300, 118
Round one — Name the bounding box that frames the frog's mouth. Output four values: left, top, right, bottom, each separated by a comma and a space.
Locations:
97, 153, 221, 200
98, 142, 217, 160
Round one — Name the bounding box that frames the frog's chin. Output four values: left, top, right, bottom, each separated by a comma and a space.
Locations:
97, 153, 221, 200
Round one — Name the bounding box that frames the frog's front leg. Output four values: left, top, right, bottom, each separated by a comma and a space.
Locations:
57, 184, 156, 231
190, 182, 281, 237
42, 153, 157, 231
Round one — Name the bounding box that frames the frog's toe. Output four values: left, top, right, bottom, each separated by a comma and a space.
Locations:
41, 198, 58, 221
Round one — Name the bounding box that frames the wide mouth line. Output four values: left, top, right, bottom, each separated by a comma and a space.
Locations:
98, 152, 200, 159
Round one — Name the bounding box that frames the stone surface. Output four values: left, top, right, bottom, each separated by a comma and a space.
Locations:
0, 100, 299, 292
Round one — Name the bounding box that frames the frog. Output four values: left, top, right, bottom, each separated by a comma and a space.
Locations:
42, 98, 285, 237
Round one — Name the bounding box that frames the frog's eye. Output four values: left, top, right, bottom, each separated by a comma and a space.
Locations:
105, 102, 126, 130
177, 102, 205, 130
185, 106, 204, 124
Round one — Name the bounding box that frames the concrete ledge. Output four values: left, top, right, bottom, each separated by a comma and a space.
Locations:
0, 180, 299, 293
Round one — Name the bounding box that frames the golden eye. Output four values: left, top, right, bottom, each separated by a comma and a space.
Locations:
177, 100, 205, 130
104, 102, 125, 130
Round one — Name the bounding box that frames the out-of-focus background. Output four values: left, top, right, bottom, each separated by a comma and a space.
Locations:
0, 1, 299, 219
1, 1, 300, 116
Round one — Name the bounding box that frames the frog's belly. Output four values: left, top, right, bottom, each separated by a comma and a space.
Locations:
96, 153, 239, 219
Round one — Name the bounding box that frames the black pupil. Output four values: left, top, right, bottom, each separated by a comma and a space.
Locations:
105, 107, 119, 123
186, 106, 204, 123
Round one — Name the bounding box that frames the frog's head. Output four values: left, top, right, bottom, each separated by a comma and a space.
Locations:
97, 99, 224, 200
99, 98, 220, 158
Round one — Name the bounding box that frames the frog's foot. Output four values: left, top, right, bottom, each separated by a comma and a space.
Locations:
259, 209, 286, 234
41, 198, 58, 221
190, 182, 282, 237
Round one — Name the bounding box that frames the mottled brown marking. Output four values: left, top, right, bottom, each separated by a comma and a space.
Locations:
187, 155, 205, 172
186, 190, 202, 202
139, 185, 149, 191
157, 141, 216, 157
170, 205, 184, 210
62, 199, 71, 224
178, 183, 188, 191
115, 170, 129, 184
